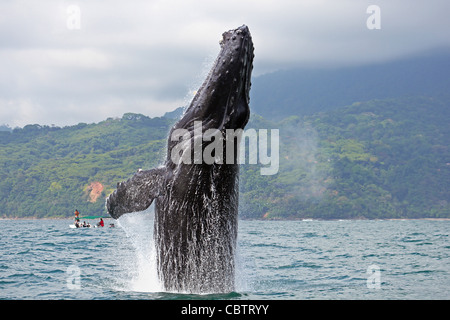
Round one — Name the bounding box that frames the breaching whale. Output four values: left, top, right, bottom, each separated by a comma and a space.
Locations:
106, 25, 254, 293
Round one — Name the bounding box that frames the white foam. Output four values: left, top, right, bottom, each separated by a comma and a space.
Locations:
116, 208, 163, 293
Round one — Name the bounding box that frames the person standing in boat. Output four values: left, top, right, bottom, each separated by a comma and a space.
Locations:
74, 209, 80, 228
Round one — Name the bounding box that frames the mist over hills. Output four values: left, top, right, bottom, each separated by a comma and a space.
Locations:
250, 49, 450, 120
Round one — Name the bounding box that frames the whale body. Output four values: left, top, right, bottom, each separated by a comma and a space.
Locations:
106, 25, 254, 293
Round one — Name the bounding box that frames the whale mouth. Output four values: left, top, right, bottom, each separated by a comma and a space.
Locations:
175, 25, 254, 133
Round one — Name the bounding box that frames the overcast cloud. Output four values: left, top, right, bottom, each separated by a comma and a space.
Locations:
1, 0, 449, 127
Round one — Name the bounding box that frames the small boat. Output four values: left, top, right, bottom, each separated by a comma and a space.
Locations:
70, 215, 109, 229
70, 223, 97, 229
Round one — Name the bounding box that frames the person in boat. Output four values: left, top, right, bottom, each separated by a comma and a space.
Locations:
74, 209, 80, 227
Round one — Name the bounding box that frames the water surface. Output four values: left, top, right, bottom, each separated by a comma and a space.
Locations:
0, 217, 449, 299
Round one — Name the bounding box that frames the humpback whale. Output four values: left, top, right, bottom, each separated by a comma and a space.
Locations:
106, 25, 254, 293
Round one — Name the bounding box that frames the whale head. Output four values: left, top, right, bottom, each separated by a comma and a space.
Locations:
174, 25, 254, 133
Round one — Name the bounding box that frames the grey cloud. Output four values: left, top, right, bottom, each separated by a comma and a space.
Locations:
1, 0, 449, 127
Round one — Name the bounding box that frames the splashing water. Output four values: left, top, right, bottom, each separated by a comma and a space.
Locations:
116, 208, 163, 293
113, 207, 250, 295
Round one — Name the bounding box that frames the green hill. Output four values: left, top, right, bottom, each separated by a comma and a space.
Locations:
0, 96, 448, 219
0, 114, 173, 218
240, 96, 450, 219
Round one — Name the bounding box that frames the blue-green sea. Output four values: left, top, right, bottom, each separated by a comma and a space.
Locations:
1, 214, 449, 300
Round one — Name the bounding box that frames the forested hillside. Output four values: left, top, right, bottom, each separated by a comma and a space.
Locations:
240, 96, 450, 219
0, 96, 448, 219
0, 114, 172, 218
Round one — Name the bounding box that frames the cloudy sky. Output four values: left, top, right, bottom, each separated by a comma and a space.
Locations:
1, 0, 449, 127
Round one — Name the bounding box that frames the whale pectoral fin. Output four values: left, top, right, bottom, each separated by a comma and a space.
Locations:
106, 167, 166, 219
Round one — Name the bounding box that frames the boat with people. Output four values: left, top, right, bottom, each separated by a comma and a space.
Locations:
70, 210, 114, 228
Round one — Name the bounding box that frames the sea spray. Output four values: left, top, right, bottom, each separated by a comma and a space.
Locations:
234, 239, 253, 293
116, 208, 162, 292
280, 119, 331, 200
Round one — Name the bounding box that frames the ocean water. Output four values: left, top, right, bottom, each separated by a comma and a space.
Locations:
0, 214, 449, 300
